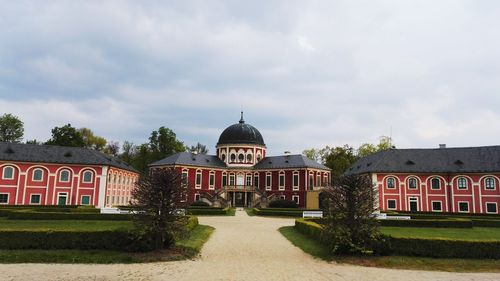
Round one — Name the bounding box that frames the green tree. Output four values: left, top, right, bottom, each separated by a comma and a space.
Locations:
149, 126, 185, 162
188, 142, 208, 154
104, 141, 120, 157
78, 128, 107, 151
323, 145, 359, 181
0, 113, 24, 143
130, 167, 189, 251
45, 124, 85, 147
120, 141, 137, 164
321, 174, 387, 255
358, 136, 393, 157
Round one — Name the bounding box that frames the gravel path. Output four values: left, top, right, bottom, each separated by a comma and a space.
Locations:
1, 209, 499, 281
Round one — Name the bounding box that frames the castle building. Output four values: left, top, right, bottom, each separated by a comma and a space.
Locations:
151, 113, 331, 208
349, 145, 500, 214
0, 142, 138, 207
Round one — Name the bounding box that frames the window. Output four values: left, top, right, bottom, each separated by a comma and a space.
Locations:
81, 195, 91, 205
59, 170, 70, 182
230, 153, 236, 162
209, 173, 215, 189
221, 154, 226, 162
222, 174, 227, 186
182, 169, 189, 182
458, 202, 469, 212
194, 194, 201, 201
432, 201, 442, 212
386, 177, 395, 189
238, 153, 244, 162
195, 170, 202, 188
408, 178, 417, 189
486, 203, 497, 214
32, 169, 43, 181
431, 178, 440, 190
82, 171, 93, 183
292, 195, 299, 204
254, 175, 259, 188
280, 195, 286, 200
30, 194, 41, 205
0, 194, 8, 204
485, 177, 495, 190
279, 172, 285, 190
229, 174, 235, 185
317, 174, 321, 187
457, 177, 467, 190
246, 175, 252, 186
256, 154, 262, 162
387, 199, 396, 210
293, 172, 299, 190
266, 173, 272, 190
2, 166, 14, 179
309, 174, 314, 188
246, 154, 252, 162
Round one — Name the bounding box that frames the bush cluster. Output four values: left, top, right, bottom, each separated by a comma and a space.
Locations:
268, 199, 298, 208
190, 201, 210, 207
253, 208, 305, 217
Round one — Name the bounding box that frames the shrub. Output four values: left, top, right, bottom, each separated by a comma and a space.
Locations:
380, 219, 473, 228
4, 212, 132, 221
187, 208, 228, 216
253, 208, 303, 217
190, 201, 210, 207
472, 219, 500, 227
268, 199, 298, 208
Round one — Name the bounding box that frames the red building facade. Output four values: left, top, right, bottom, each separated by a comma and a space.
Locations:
151, 114, 330, 208
349, 146, 500, 214
0, 143, 138, 207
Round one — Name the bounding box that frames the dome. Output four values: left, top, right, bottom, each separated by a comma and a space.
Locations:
217, 113, 265, 146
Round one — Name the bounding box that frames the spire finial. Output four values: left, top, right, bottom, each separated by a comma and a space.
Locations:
239, 111, 245, 124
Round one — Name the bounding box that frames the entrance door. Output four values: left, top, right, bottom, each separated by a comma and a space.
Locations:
235, 192, 245, 207
409, 198, 418, 212
58, 194, 67, 206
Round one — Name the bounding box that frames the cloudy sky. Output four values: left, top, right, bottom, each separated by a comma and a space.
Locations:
1, 0, 500, 155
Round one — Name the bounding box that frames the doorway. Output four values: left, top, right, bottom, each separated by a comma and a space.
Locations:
409, 197, 418, 212
58, 193, 68, 206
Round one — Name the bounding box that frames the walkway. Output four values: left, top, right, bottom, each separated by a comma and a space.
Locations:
1, 210, 499, 281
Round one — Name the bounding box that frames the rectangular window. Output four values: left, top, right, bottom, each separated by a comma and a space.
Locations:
222, 175, 227, 186
387, 199, 396, 210
279, 174, 285, 190
280, 195, 286, 200
292, 195, 299, 204
209, 174, 215, 190
30, 194, 41, 205
486, 203, 497, 214
2, 167, 14, 180
0, 193, 9, 204
246, 175, 252, 186
309, 175, 314, 188
266, 174, 272, 190
458, 202, 469, 213
431, 178, 440, 190
182, 171, 188, 181
81, 195, 91, 205
432, 201, 442, 212
229, 174, 235, 186
194, 194, 200, 201
33, 169, 43, 181
254, 175, 259, 188
293, 173, 299, 190
485, 178, 495, 190
408, 178, 417, 189
83, 171, 93, 183
317, 175, 321, 186
195, 172, 202, 189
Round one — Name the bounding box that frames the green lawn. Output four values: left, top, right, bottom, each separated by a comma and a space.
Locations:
381, 227, 500, 241
0, 218, 133, 231
279, 226, 500, 272
0, 224, 214, 263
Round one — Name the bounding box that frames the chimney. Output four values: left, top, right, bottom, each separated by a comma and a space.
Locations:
284, 151, 291, 156
439, 144, 446, 149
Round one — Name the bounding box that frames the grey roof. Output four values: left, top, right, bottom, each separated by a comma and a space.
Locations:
217, 113, 265, 146
150, 152, 227, 168
150, 152, 329, 170
254, 154, 330, 170
348, 145, 500, 174
0, 142, 138, 173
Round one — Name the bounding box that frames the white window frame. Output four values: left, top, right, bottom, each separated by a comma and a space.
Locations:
316, 174, 321, 187
32, 168, 44, 182
408, 177, 417, 189
0, 193, 9, 204
2, 166, 14, 180
246, 174, 252, 186
81, 195, 91, 205
279, 195, 286, 200
458, 201, 469, 213
254, 173, 259, 188
485, 177, 496, 190
293, 172, 299, 191
30, 193, 42, 205
222, 172, 227, 187
408, 197, 419, 211
279, 171, 285, 191
387, 199, 397, 210
431, 178, 441, 190
195, 170, 202, 189
209, 172, 215, 190
486, 202, 498, 214
431, 200, 442, 212
246, 153, 253, 163
57, 192, 68, 205
292, 195, 299, 204
266, 173, 272, 191
59, 169, 71, 182
457, 177, 467, 190
386, 177, 396, 189
82, 170, 93, 183
194, 193, 201, 202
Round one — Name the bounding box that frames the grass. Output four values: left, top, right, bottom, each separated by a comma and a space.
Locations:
0, 218, 133, 231
0, 224, 214, 264
279, 226, 500, 272
381, 226, 500, 241
244, 208, 255, 216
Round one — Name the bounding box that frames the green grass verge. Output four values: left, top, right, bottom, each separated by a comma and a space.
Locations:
279, 226, 500, 272
0, 224, 214, 264
0, 218, 133, 231
381, 227, 500, 241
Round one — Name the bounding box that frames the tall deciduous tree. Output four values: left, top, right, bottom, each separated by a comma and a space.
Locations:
78, 128, 107, 151
188, 142, 208, 154
0, 113, 24, 143
323, 145, 359, 181
131, 168, 189, 251
45, 124, 85, 147
149, 126, 186, 162
104, 141, 120, 156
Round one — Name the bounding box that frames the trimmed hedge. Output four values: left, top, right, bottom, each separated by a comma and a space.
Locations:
268, 199, 298, 208
380, 219, 474, 228
185, 216, 199, 232
190, 201, 210, 207
253, 208, 304, 217
295, 218, 324, 241
186, 207, 229, 216
4, 212, 132, 221
390, 211, 500, 219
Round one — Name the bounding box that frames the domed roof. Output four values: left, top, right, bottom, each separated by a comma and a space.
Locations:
217, 113, 265, 146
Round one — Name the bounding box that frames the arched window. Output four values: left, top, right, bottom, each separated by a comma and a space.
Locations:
59, 170, 70, 182
230, 153, 236, 162
431, 178, 440, 189
238, 153, 244, 162
485, 177, 496, 190
32, 168, 44, 181
457, 177, 467, 190
246, 153, 252, 162
408, 178, 417, 189
386, 177, 396, 189
2, 166, 14, 180
82, 171, 93, 183
221, 154, 226, 162
256, 153, 262, 162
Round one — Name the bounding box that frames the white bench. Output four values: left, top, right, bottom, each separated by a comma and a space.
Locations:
386, 215, 411, 220
303, 211, 323, 218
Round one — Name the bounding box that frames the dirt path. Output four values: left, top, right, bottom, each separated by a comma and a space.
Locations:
1, 210, 499, 281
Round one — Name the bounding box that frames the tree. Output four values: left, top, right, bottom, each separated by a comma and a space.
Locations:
0, 113, 24, 143
25, 139, 41, 145
149, 127, 186, 162
323, 145, 359, 181
45, 124, 85, 147
104, 141, 120, 157
321, 174, 386, 255
120, 141, 137, 164
357, 136, 393, 158
188, 142, 208, 154
130, 167, 189, 251
78, 128, 107, 151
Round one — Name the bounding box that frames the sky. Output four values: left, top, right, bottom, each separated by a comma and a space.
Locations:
1, 0, 500, 155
